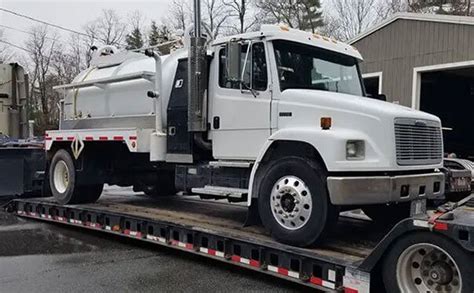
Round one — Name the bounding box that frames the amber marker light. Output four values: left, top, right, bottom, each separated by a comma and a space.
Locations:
320, 117, 332, 130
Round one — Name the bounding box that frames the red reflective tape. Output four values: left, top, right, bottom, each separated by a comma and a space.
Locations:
434, 222, 448, 231
85, 136, 93, 141
249, 259, 260, 267
344, 288, 358, 293
67, 136, 74, 141
124, 229, 131, 235
45, 137, 52, 140
429, 212, 445, 224
185, 243, 193, 249
129, 136, 137, 140
99, 136, 108, 141
278, 267, 289, 276
113, 136, 124, 141
208, 249, 216, 256
56, 137, 63, 141
231, 255, 240, 262
310, 276, 323, 285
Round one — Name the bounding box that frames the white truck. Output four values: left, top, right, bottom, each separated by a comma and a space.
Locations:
46, 7, 445, 247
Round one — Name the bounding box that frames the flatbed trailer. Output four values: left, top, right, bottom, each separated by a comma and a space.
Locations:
5, 191, 474, 292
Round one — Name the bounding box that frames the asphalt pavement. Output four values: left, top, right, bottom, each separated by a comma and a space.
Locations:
0, 199, 309, 293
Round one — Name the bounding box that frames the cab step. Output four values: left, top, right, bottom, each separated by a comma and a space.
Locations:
191, 185, 248, 202
208, 161, 252, 168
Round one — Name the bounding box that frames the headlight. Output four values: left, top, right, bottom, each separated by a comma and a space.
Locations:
346, 140, 365, 160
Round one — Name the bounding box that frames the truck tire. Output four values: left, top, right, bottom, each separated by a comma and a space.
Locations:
362, 203, 410, 226
81, 184, 104, 203
49, 149, 103, 204
383, 232, 474, 293
258, 156, 337, 247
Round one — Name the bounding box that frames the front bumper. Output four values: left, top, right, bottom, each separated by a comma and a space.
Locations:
327, 172, 445, 205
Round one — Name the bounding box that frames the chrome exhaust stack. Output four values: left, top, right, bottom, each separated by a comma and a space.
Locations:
188, 0, 208, 132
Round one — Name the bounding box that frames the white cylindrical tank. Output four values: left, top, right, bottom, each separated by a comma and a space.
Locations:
61, 48, 189, 131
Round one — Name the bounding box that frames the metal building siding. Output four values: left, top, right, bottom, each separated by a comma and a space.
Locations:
353, 19, 474, 106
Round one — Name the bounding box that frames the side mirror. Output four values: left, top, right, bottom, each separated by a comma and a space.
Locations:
225, 40, 242, 83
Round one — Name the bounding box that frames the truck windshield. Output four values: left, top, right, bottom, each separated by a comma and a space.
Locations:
273, 40, 363, 96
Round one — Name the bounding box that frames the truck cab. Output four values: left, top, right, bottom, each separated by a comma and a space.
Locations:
45, 25, 445, 247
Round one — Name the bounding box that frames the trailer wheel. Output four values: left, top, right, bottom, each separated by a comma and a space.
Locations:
362, 203, 410, 226
383, 232, 474, 293
49, 150, 102, 204
258, 156, 336, 247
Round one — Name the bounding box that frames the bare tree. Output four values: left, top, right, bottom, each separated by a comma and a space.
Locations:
377, 0, 408, 18
223, 0, 260, 33
167, 0, 191, 31
0, 30, 15, 63
202, 0, 230, 39
84, 9, 127, 47
25, 25, 61, 131
322, 0, 380, 41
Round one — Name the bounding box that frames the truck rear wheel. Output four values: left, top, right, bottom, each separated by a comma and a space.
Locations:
258, 157, 337, 247
383, 232, 474, 293
49, 149, 103, 204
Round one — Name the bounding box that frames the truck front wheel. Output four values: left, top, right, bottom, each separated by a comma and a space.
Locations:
258, 157, 337, 247
49, 149, 103, 204
383, 232, 474, 293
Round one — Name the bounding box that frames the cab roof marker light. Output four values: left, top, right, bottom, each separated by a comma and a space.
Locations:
313, 33, 321, 39
279, 25, 289, 31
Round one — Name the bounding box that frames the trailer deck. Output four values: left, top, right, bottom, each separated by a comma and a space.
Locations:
4, 188, 400, 292
6, 188, 474, 292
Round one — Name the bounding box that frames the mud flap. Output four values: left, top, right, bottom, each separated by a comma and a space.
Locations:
243, 199, 261, 227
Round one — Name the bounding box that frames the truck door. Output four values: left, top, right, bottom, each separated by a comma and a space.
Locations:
209, 42, 271, 160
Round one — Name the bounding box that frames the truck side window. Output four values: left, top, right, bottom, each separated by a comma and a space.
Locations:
219, 42, 268, 91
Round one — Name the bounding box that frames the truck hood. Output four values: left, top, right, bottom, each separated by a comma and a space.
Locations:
279, 89, 440, 123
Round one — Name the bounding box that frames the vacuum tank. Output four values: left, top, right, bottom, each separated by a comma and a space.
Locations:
59, 47, 188, 131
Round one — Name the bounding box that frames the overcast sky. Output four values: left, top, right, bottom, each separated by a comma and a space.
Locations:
0, 0, 171, 52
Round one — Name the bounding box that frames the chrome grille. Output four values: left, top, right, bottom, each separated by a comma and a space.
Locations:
395, 118, 443, 166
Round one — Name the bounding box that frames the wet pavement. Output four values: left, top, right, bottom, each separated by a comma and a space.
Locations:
0, 199, 308, 293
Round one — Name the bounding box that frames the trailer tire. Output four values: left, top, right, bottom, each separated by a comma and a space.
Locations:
383, 232, 474, 293
362, 203, 410, 226
258, 156, 336, 247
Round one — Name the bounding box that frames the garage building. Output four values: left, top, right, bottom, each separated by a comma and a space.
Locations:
351, 13, 474, 159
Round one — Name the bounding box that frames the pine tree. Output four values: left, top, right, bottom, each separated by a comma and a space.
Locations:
257, 0, 324, 33
149, 21, 161, 47
408, 0, 471, 15
125, 27, 144, 50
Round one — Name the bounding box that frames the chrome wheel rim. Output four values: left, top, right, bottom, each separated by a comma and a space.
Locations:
270, 175, 312, 230
397, 243, 462, 293
53, 160, 70, 194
